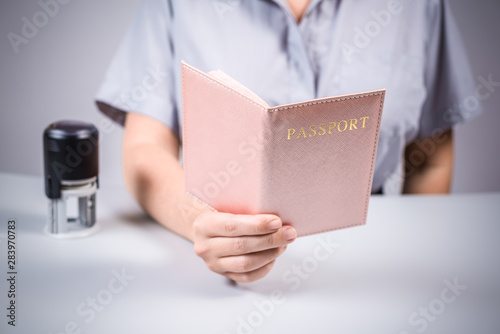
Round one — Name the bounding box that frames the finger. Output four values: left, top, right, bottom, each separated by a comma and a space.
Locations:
198, 212, 283, 237
225, 260, 276, 283
214, 245, 287, 274
208, 226, 296, 256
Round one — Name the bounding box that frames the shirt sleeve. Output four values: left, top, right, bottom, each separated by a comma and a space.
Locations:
417, 0, 482, 140
94, 0, 179, 136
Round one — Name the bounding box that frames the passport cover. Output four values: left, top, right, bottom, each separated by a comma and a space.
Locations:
181, 61, 385, 237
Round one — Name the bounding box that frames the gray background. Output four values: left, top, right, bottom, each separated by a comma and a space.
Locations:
0, 0, 499, 191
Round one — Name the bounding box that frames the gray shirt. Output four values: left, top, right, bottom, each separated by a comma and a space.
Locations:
96, 0, 481, 192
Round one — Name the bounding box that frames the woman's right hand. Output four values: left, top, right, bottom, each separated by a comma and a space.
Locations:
192, 212, 297, 283
123, 113, 295, 283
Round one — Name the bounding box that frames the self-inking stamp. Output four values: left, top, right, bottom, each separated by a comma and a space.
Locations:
43, 121, 99, 238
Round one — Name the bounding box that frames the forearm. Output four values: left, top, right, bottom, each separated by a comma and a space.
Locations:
402, 129, 454, 194
122, 113, 210, 241
402, 162, 452, 194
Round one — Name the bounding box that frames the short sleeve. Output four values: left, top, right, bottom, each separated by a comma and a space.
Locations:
95, 0, 179, 136
418, 0, 482, 140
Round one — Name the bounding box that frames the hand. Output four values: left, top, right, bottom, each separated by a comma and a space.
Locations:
192, 211, 297, 283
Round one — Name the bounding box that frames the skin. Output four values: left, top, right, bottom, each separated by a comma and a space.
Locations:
287, 0, 312, 22
122, 0, 454, 283
123, 113, 454, 283
403, 129, 454, 194
123, 113, 297, 283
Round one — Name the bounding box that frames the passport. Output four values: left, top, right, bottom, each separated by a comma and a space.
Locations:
181, 61, 385, 237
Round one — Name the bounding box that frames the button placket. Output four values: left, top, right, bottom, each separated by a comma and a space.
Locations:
285, 15, 316, 103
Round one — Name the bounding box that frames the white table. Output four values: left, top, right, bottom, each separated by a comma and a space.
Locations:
1, 173, 499, 334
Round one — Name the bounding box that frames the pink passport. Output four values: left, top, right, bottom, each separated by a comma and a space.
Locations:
181, 61, 385, 237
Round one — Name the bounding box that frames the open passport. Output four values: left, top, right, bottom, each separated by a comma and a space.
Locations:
181, 61, 385, 237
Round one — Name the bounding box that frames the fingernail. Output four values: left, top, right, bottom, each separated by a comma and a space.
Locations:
268, 219, 281, 230
284, 227, 297, 242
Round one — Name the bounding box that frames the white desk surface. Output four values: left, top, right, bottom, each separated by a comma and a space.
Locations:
1, 173, 499, 334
